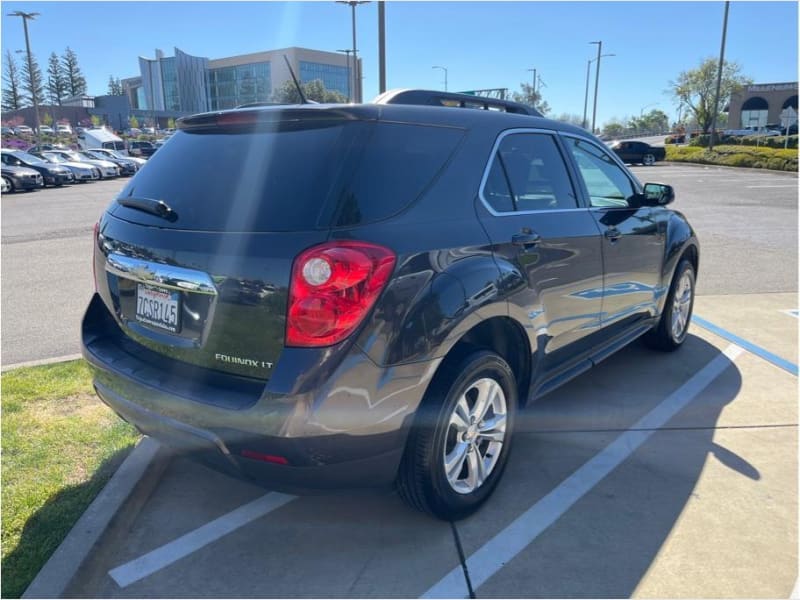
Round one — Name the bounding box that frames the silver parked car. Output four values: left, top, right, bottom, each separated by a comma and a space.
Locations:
32, 151, 99, 182
46, 149, 120, 179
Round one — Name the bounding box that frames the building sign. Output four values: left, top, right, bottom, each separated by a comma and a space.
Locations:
747, 83, 798, 93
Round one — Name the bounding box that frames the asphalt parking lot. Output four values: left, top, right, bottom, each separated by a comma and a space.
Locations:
3, 163, 798, 597
62, 300, 797, 598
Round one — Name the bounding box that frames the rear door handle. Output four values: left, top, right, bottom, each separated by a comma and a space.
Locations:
604, 227, 622, 242
512, 232, 542, 249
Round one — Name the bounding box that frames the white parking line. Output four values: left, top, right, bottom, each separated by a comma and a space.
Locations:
745, 185, 797, 188
109, 492, 296, 588
422, 344, 743, 599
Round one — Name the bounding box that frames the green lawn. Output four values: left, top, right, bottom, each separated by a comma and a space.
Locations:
1, 360, 140, 598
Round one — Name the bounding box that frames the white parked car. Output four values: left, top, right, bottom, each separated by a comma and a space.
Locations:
38, 125, 55, 135
56, 124, 73, 135
88, 147, 146, 168
14, 125, 33, 136
46, 149, 119, 178
34, 152, 99, 182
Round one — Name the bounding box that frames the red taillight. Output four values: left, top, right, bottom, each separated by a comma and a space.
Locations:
286, 241, 396, 347
92, 222, 99, 292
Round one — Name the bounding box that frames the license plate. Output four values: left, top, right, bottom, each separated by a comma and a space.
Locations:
135, 284, 181, 333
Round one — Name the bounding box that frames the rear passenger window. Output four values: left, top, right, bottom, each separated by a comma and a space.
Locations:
481, 133, 577, 213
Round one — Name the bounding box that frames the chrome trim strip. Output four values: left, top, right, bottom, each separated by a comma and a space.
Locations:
106, 253, 217, 295
477, 127, 584, 217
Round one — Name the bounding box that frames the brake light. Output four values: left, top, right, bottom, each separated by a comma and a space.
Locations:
92, 222, 99, 292
286, 241, 396, 347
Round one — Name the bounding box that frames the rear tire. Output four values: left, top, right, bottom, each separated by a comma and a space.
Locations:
397, 350, 517, 520
643, 153, 656, 166
644, 259, 695, 351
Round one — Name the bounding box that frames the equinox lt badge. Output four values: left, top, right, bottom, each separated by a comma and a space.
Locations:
214, 353, 273, 369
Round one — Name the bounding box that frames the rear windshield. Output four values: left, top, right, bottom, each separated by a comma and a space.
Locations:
111, 120, 464, 232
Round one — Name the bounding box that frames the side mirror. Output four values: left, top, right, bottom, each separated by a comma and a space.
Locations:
643, 182, 675, 206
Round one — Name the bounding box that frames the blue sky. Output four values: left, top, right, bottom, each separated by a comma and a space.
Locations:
2, 1, 797, 126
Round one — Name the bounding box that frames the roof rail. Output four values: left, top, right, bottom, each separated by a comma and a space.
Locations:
373, 89, 541, 117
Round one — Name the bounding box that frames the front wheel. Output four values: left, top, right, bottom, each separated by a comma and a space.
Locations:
2, 176, 13, 193
642, 153, 656, 166
397, 350, 517, 520
645, 258, 695, 351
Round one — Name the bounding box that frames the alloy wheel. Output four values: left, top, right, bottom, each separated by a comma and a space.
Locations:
443, 377, 507, 494
670, 270, 693, 341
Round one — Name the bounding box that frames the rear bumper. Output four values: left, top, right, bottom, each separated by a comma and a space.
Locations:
81, 294, 434, 491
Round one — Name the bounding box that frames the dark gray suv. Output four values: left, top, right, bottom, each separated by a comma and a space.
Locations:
82, 90, 698, 519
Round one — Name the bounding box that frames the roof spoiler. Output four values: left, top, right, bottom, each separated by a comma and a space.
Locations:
373, 89, 541, 117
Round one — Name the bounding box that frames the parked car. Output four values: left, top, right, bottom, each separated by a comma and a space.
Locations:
88, 147, 147, 168
38, 125, 55, 135
1, 126, 15, 136
127, 140, 157, 157
13, 125, 34, 136
0, 149, 73, 186
609, 140, 667, 165
1, 163, 44, 192
45, 149, 119, 179
31, 151, 100, 182
82, 90, 699, 519
56, 124, 73, 136
83, 149, 138, 176
27, 143, 71, 154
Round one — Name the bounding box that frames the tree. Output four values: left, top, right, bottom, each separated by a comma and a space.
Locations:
272, 79, 348, 104
62, 47, 87, 97
42, 112, 53, 126
670, 58, 751, 133
91, 114, 101, 127
129, 115, 139, 129
2, 50, 23, 111
20, 51, 45, 109
628, 109, 670, 134
601, 119, 626, 138
167, 117, 175, 129
107, 75, 123, 95
511, 82, 550, 115
46, 52, 67, 105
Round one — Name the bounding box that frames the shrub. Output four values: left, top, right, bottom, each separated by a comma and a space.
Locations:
665, 144, 798, 172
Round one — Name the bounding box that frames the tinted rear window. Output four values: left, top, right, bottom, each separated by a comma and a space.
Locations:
112, 120, 463, 232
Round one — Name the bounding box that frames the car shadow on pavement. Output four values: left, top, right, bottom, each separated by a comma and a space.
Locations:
3, 445, 135, 599
453, 334, 748, 598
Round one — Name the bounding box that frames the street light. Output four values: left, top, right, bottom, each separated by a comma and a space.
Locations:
527, 68, 537, 97
337, 49, 353, 101
336, 1, 369, 103
432, 65, 448, 92
582, 52, 614, 130
589, 41, 613, 134
8, 11, 41, 142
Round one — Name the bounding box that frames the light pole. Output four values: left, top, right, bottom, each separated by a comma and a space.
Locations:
8, 11, 41, 142
590, 41, 603, 133
527, 68, 537, 97
583, 53, 614, 130
709, 1, 730, 151
432, 65, 448, 92
337, 49, 353, 101
336, 1, 369, 102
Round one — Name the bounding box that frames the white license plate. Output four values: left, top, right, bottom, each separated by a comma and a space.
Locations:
135, 284, 181, 333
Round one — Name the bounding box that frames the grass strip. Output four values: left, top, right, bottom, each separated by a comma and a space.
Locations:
1, 360, 140, 598
666, 144, 798, 172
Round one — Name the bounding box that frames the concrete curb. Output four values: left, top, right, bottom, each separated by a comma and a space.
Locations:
1, 354, 83, 373
22, 437, 164, 599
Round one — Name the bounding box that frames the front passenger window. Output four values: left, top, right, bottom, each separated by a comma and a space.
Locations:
566, 138, 637, 208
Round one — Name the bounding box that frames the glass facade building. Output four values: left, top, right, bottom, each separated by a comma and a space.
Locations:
126, 47, 353, 117
299, 61, 350, 98
208, 62, 271, 110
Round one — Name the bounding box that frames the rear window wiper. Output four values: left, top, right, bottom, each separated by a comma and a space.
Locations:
116, 197, 178, 222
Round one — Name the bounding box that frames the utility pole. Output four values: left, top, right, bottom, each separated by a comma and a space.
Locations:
337, 49, 353, 101
582, 59, 591, 130
432, 65, 448, 92
709, 1, 730, 151
590, 40, 602, 134
378, 1, 386, 93
336, 1, 369, 102
8, 11, 42, 143
527, 68, 537, 98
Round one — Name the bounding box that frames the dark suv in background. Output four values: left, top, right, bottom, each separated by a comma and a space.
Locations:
82, 90, 698, 519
